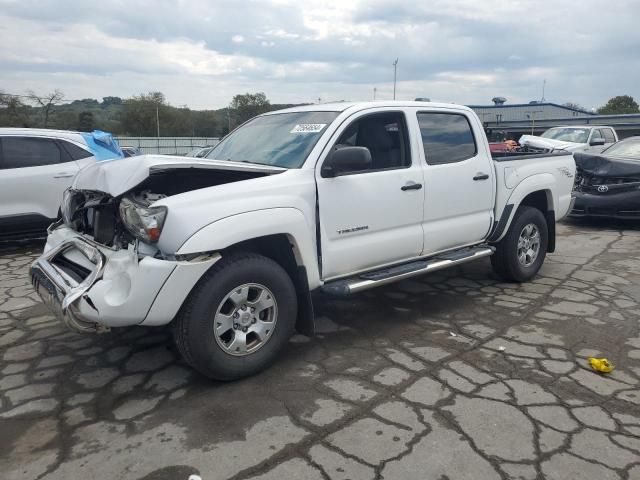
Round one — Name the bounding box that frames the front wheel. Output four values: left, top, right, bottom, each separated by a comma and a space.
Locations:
491, 206, 548, 282
174, 252, 297, 380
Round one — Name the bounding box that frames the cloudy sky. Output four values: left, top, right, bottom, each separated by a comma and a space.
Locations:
1, 0, 638, 110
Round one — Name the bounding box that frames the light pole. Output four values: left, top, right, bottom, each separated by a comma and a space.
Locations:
526, 110, 543, 135
156, 103, 160, 137
392, 58, 399, 100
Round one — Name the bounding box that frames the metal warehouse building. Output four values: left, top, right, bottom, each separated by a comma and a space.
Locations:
467, 101, 640, 140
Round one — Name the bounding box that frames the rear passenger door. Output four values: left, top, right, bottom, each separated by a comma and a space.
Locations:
0, 137, 84, 232
416, 111, 495, 254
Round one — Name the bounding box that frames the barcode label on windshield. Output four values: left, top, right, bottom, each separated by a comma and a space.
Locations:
290, 124, 326, 133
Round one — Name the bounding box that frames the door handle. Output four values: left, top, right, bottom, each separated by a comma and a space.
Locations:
473, 173, 490, 181
53, 173, 74, 178
401, 182, 423, 191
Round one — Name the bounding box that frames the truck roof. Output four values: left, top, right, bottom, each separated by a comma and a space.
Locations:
265, 100, 475, 115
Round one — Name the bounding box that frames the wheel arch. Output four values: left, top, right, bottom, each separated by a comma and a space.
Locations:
491, 174, 557, 252
177, 209, 318, 336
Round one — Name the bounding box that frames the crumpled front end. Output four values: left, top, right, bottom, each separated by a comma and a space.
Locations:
571, 152, 640, 218
31, 226, 219, 332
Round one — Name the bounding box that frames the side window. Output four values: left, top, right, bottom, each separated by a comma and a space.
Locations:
592, 129, 605, 141
417, 112, 477, 165
333, 112, 411, 171
59, 140, 92, 160
1, 137, 62, 169
602, 129, 616, 143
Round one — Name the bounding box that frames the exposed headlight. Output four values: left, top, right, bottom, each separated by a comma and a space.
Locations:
118, 197, 167, 243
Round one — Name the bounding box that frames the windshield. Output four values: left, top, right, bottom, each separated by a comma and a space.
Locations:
206, 111, 340, 168
603, 139, 640, 158
541, 127, 590, 143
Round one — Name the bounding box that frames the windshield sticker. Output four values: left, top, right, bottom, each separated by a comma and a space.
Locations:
290, 123, 327, 133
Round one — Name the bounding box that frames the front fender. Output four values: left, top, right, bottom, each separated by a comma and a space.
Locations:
177, 208, 321, 288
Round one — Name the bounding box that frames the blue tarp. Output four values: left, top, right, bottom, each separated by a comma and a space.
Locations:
80, 130, 124, 161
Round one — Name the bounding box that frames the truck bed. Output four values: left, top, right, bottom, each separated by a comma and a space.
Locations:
492, 150, 573, 162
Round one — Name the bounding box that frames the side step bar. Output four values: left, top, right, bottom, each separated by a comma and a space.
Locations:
322, 246, 494, 296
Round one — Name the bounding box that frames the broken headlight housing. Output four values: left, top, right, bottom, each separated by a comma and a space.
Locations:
118, 197, 167, 243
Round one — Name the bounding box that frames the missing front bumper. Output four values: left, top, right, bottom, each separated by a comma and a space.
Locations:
31, 235, 109, 333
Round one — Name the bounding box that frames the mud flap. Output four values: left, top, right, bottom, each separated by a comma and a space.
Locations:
294, 266, 315, 336
545, 210, 556, 253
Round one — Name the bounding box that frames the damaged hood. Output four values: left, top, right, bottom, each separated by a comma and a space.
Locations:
519, 135, 586, 152
574, 152, 640, 177
72, 154, 286, 197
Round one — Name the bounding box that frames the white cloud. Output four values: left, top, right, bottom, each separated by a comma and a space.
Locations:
0, 0, 638, 109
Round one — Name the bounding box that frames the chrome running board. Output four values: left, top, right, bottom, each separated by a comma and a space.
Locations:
322, 246, 494, 296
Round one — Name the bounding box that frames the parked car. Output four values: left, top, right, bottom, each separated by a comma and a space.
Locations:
31, 101, 575, 380
185, 145, 216, 158
121, 146, 143, 157
571, 136, 640, 219
0, 128, 123, 240
520, 126, 618, 153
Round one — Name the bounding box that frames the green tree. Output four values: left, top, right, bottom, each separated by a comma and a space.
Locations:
27, 89, 65, 127
229, 92, 271, 126
77, 111, 95, 132
0, 92, 30, 127
121, 92, 166, 136
597, 95, 640, 115
101, 96, 123, 107
563, 102, 586, 112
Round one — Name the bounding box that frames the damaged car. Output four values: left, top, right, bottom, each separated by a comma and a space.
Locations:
571, 136, 640, 219
31, 101, 575, 380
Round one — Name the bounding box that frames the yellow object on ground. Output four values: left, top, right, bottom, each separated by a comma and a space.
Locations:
588, 357, 615, 373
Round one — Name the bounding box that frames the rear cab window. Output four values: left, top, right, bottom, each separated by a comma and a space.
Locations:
417, 112, 477, 165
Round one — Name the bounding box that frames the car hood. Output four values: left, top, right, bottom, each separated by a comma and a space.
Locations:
519, 135, 586, 151
574, 152, 640, 177
72, 154, 286, 197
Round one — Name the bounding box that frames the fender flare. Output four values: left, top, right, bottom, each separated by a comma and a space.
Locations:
177, 207, 320, 284
177, 208, 320, 335
490, 173, 556, 243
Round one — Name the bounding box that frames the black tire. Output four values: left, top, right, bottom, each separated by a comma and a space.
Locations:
491, 206, 548, 282
174, 252, 297, 381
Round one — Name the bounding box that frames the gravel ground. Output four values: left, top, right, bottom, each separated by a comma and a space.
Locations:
1, 219, 640, 480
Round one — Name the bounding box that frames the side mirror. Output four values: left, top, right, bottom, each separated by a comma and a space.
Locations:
321, 146, 372, 177
590, 137, 605, 146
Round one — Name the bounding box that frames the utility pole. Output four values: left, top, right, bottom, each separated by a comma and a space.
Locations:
156, 104, 160, 137
526, 110, 543, 135
392, 58, 399, 100
541, 79, 546, 103
373, 87, 377, 100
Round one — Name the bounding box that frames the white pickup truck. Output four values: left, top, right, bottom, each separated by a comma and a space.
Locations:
31, 101, 576, 380
520, 125, 618, 152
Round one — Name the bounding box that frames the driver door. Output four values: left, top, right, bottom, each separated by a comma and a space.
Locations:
315, 109, 425, 280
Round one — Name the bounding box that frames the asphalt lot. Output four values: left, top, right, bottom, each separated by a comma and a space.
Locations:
1, 219, 640, 480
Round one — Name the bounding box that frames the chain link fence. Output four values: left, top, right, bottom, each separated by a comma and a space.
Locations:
115, 137, 220, 155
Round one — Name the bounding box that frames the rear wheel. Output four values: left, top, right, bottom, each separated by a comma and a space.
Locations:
174, 252, 297, 380
491, 206, 548, 282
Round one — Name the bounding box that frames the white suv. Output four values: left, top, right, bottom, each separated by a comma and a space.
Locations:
0, 128, 123, 239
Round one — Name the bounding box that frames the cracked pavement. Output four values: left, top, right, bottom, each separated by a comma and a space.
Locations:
1, 219, 640, 480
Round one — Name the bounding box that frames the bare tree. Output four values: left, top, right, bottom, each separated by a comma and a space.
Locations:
27, 89, 65, 127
